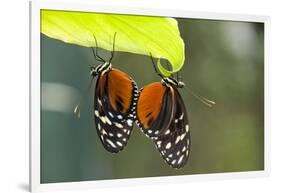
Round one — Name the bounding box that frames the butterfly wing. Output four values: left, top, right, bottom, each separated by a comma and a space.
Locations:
153, 87, 190, 168
94, 68, 138, 153
136, 82, 175, 138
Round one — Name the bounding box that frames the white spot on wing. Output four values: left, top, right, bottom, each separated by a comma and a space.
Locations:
109, 112, 114, 118
104, 116, 112, 125
106, 138, 116, 148
185, 125, 189, 132
165, 142, 171, 149
98, 98, 102, 106
102, 129, 107, 135
165, 129, 170, 135
117, 133, 122, 138
116, 141, 123, 147
178, 155, 184, 164
179, 113, 184, 120
175, 136, 181, 144
157, 141, 162, 147
180, 133, 186, 140
100, 116, 106, 124
114, 122, 123, 128
127, 119, 133, 127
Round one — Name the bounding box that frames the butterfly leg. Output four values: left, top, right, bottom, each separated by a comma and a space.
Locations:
91, 34, 105, 63
149, 53, 164, 79
109, 32, 117, 64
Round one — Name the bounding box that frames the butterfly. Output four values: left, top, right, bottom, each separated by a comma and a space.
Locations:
90, 33, 138, 153
136, 56, 190, 168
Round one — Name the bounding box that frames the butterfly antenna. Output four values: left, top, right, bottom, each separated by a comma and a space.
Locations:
149, 52, 163, 79
184, 85, 216, 108
74, 77, 95, 118
109, 32, 117, 64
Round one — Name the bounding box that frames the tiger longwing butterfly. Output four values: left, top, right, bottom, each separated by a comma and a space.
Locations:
136, 55, 190, 168
90, 33, 138, 153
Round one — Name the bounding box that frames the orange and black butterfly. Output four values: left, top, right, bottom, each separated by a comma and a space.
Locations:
136, 56, 190, 168
90, 33, 138, 153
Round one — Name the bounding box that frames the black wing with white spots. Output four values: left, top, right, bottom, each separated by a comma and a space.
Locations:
93, 69, 138, 153
153, 87, 190, 168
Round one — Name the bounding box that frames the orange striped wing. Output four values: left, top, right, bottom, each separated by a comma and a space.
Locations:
136, 82, 175, 138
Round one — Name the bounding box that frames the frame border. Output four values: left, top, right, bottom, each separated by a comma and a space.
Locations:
30, 0, 270, 192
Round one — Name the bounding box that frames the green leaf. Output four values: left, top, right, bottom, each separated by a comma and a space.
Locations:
41, 10, 185, 76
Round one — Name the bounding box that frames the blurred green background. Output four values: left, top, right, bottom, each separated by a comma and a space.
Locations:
40, 17, 264, 183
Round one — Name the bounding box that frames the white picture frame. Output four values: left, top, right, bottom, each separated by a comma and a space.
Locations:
30, 0, 270, 192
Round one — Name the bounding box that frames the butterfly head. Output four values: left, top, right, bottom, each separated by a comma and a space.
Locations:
161, 77, 185, 88
90, 62, 112, 77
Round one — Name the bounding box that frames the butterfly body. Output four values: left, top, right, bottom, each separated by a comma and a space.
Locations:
136, 77, 190, 168
92, 62, 138, 153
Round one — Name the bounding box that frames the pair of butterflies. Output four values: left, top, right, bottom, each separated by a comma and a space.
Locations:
90, 64, 190, 168
87, 34, 190, 169
91, 60, 190, 169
